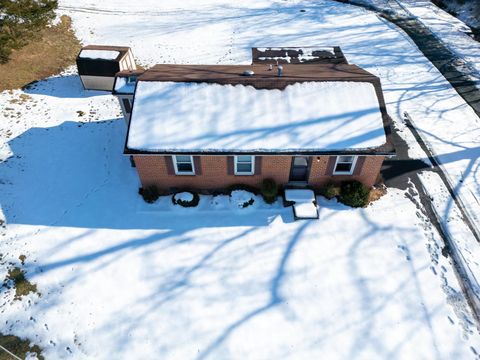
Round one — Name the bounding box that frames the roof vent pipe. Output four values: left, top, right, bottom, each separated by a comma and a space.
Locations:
277, 65, 283, 77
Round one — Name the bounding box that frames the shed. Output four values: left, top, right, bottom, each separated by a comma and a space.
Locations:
76, 45, 137, 91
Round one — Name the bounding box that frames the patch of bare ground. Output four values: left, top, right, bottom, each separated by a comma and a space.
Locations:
0, 334, 43, 360
3, 255, 40, 300
4, 266, 40, 300
0, 15, 81, 92
368, 183, 387, 204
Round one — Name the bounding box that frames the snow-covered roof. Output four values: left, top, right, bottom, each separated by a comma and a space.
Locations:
127, 80, 387, 153
78, 49, 120, 60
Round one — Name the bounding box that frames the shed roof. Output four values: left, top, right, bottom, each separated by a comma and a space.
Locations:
78, 45, 131, 62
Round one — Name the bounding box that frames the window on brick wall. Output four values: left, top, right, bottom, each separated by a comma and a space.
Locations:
333, 155, 357, 175
234, 155, 255, 175
174, 155, 195, 175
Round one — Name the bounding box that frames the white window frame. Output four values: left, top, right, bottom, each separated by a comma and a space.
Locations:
173, 155, 195, 175
333, 155, 358, 175
234, 155, 255, 175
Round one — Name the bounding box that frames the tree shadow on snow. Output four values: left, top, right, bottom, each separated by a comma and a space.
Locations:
0, 120, 291, 230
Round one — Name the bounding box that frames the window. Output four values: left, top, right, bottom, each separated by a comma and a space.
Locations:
234, 155, 255, 175
174, 155, 195, 175
333, 155, 357, 175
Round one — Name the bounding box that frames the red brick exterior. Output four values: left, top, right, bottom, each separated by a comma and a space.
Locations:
308, 155, 384, 188
133, 155, 384, 192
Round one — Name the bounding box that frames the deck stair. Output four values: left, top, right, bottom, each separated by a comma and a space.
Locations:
284, 189, 319, 220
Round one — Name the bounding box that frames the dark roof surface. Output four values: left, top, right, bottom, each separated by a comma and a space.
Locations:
123, 55, 395, 156
138, 63, 378, 90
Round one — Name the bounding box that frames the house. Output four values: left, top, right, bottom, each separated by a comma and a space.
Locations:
116, 47, 395, 192
76, 45, 137, 91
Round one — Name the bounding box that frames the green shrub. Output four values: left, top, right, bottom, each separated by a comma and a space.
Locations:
321, 183, 338, 199
172, 191, 200, 207
139, 186, 159, 203
261, 178, 278, 204
339, 181, 370, 208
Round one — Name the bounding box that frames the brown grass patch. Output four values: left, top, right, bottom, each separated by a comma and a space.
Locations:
0, 334, 43, 360
368, 183, 387, 204
0, 15, 81, 92
4, 267, 40, 300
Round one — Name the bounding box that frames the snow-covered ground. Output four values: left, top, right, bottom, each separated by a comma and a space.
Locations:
400, 0, 480, 80
350, 0, 480, 78
1, 0, 480, 358
0, 93, 478, 356
350, 0, 480, 278
432, 0, 480, 29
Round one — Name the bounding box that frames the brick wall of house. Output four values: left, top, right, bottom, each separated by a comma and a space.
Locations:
133, 155, 384, 191
308, 155, 384, 188
133, 155, 292, 191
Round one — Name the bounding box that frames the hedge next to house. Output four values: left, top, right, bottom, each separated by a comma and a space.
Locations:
261, 178, 278, 204
139, 186, 160, 203
339, 180, 370, 208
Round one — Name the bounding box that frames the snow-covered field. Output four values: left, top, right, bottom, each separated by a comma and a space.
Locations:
1, 0, 480, 358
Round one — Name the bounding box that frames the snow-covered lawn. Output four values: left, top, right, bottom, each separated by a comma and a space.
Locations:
1, 0, 480, 358
401, 0, 480, 77
0, 107, 478, 357
343, 0, 480, 225
0, 79, 478, 360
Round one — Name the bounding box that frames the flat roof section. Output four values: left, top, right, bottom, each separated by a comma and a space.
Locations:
127, 81, 387, 154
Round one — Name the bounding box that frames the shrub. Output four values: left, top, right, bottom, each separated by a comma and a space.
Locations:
139, 186, 159, 203
242, 198, 255, 208
261, 178, 278, 204
172, 191, 200, 207
321, 183, 339, 199
339, 181, 370, 208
